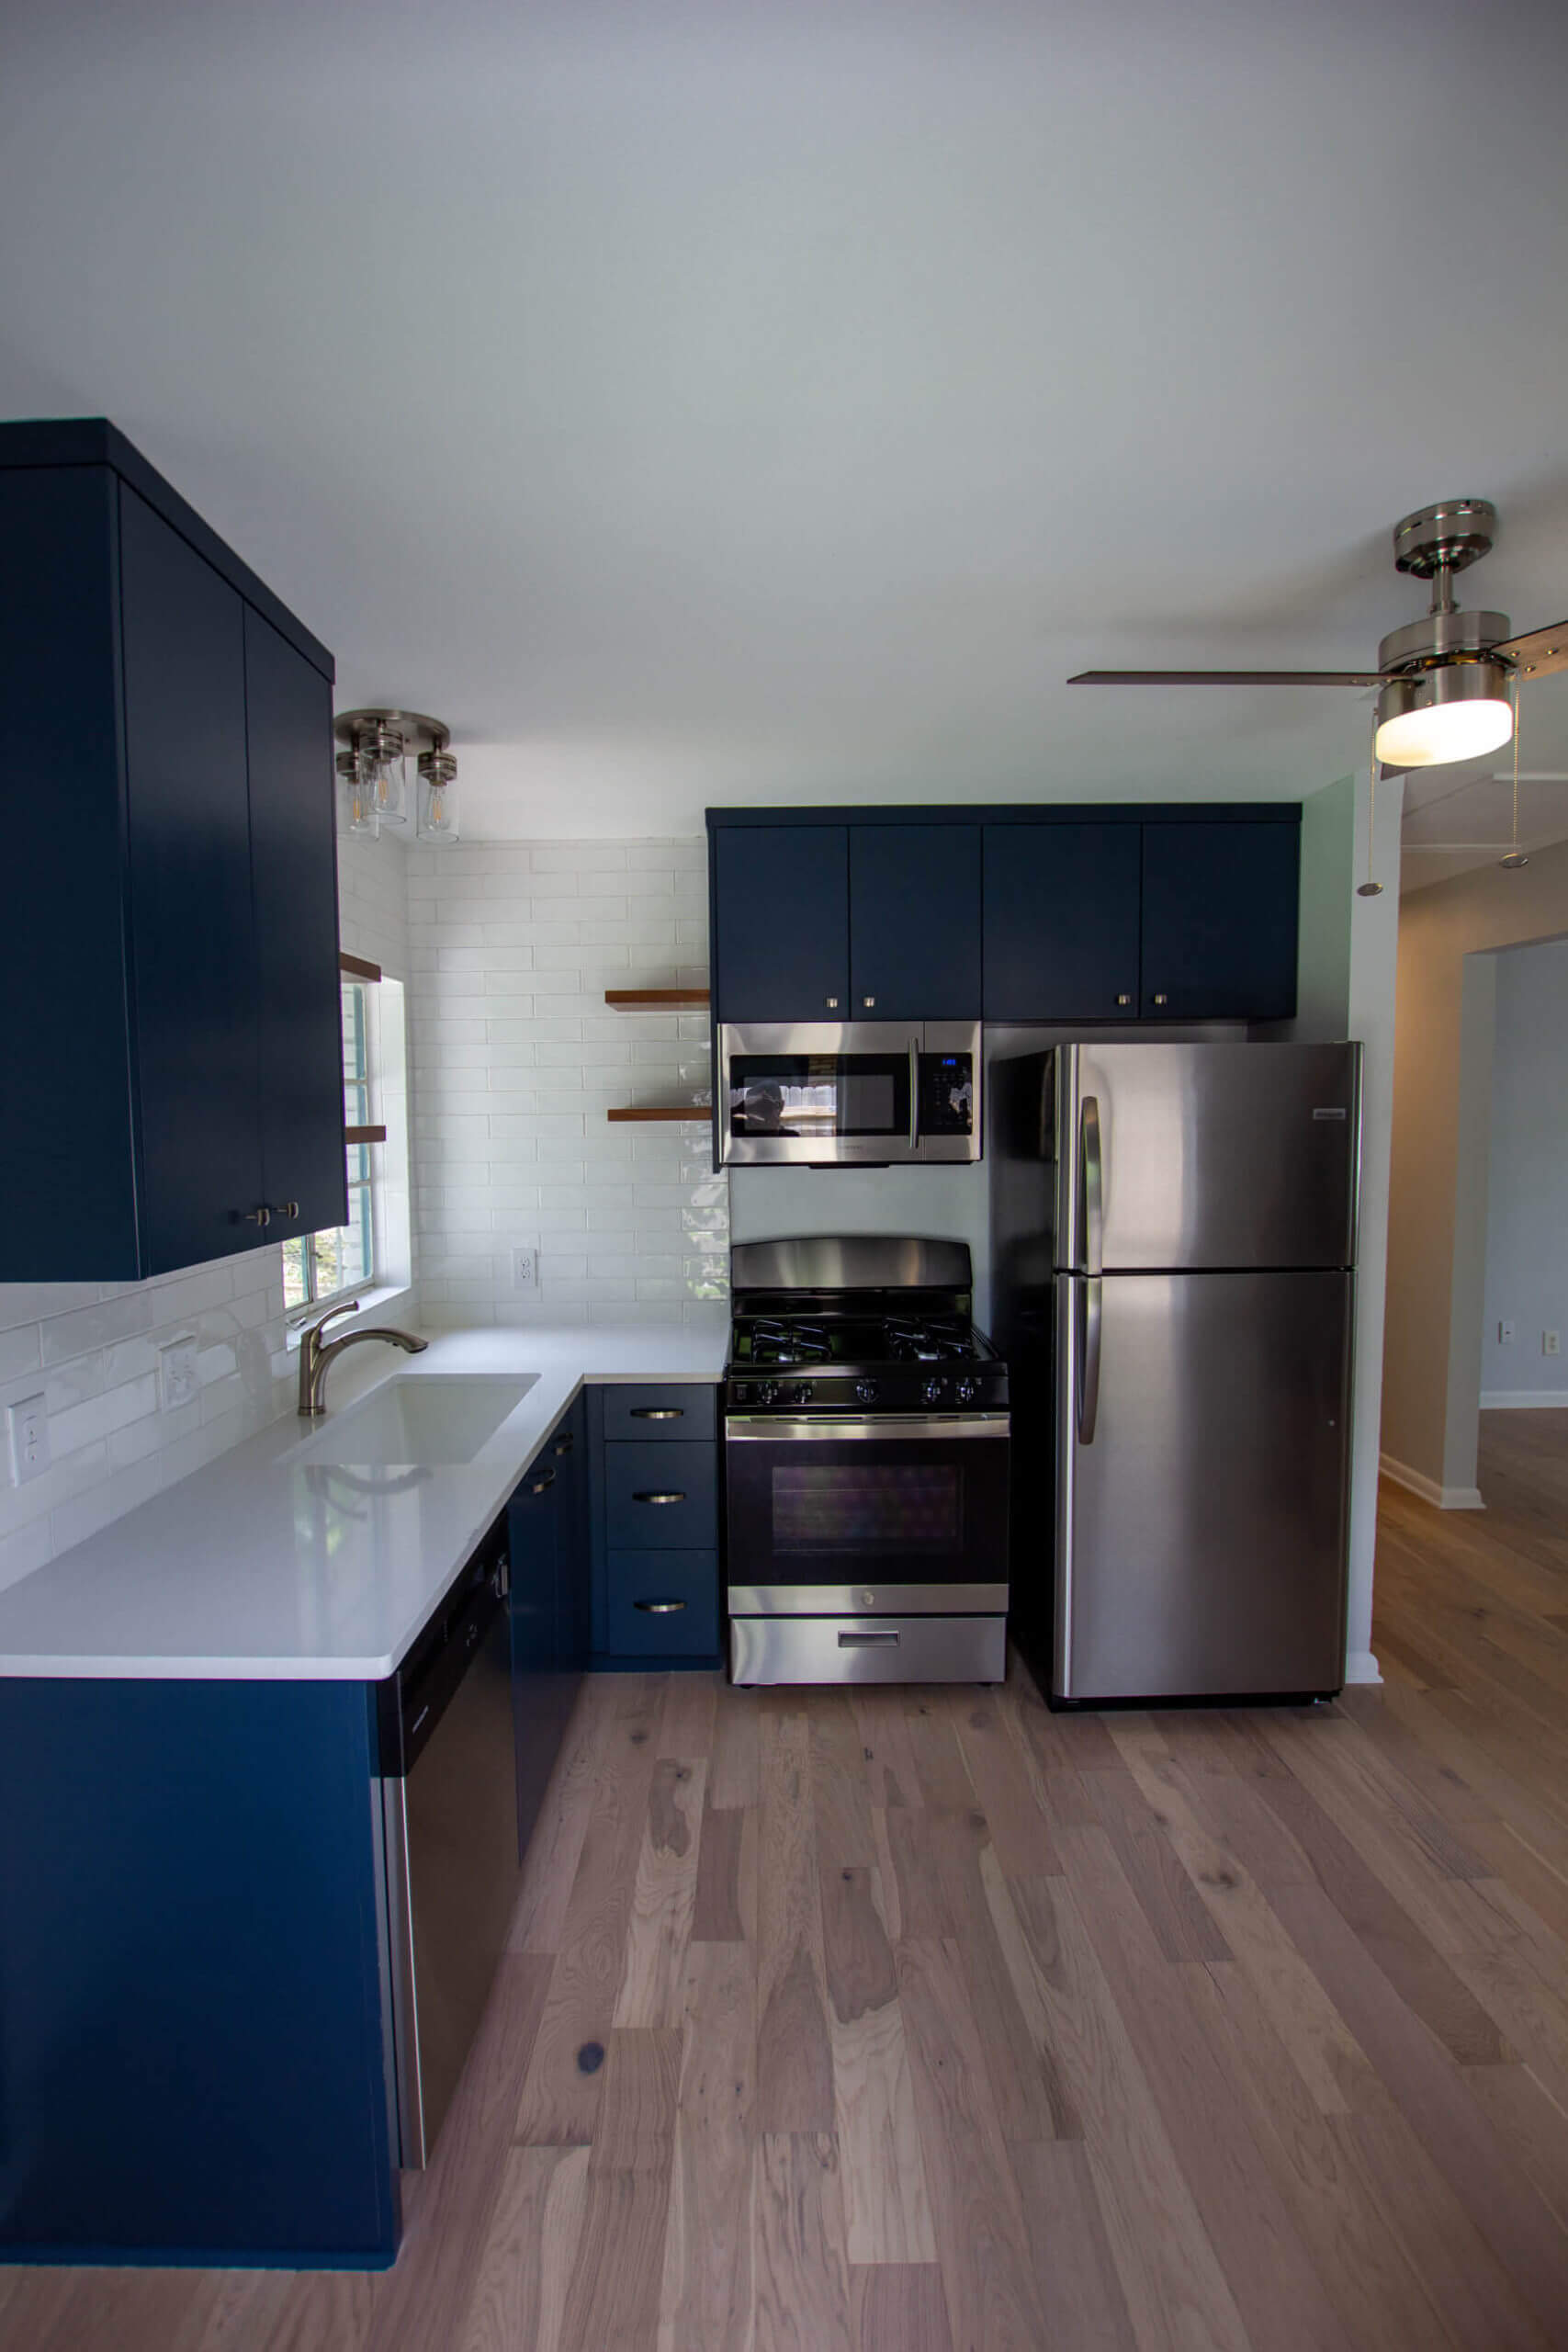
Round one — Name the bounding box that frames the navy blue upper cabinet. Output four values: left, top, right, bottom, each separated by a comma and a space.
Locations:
850, 824, 981, 1017
714, 825, 850, 1021
121, 490, 265, 1273
246, 606, 348, 1241
1140, 820, 1300, 1021
983, 822, 1142, 1022
0, 422, 338, 1280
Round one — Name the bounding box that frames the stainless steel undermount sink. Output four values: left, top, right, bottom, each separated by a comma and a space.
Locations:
292, 1374, 539, 1466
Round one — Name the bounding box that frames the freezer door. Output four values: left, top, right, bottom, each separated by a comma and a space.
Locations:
1055, 1270, 1351, 1701
1058, 1042, 1360, 1271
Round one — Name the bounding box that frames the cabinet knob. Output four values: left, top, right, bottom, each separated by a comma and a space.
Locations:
825, 996, 840, 1010
281, 1201, 300, 1220
528, 1467, 557, 1495
243, 1206, 272, 1227
553, 1433, 574, 1455
862, 994, 875, 1008
1116, 993, 1133, 1008
634, 1598, 687, 1613
1152, 992, 1168, 1008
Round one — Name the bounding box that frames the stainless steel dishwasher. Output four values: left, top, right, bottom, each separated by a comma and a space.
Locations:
377, 1514, 519, 2167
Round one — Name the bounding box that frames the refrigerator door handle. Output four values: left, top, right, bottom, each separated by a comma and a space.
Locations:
1077, 1275, 1102, 1444
1079, 1094, 1104, 1275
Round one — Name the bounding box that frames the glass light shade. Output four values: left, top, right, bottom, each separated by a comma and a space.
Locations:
1374, 662, 1514, 767
371, 749, 409, 827
338, 752, 379, 838
417, 751, 459, 843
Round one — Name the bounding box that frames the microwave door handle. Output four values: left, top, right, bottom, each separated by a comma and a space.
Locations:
1079, 1094, 1104, 1276
908, 1038, 920, 1150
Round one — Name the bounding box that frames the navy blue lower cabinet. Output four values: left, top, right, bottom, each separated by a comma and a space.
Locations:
606, 1551, 720, 1657
604, 1440, 718, 1553
0, 1677, 397, 2267
508, 1400, 589, 1860
585, 1385, 724, 1668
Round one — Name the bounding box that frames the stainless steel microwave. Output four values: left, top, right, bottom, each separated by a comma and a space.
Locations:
718, 1022, 981, 1166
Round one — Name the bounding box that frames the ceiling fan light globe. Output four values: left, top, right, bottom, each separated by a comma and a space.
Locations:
1374, 662, 1514, 767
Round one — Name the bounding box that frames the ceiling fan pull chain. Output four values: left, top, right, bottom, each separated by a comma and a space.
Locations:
1358, 708, 1385, 898
1501, 673, 1529, 870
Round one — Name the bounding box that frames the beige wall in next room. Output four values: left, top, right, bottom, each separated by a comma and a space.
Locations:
1382, 835, 1568, 1506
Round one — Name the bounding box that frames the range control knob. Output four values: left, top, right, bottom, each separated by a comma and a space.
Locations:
753, 1381, 778, 1406
921, 1377, 945, 1406
954, 1377, 979, 1404
854, 1377, 879, 1404
786, 1382, 814, 1406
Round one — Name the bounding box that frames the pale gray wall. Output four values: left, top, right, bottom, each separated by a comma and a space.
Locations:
1481, 937, 1568, 1404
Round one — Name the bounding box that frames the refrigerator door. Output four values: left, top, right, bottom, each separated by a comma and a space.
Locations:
1057, 1042, 1360, 1272
1055, 1269, 1351, 1701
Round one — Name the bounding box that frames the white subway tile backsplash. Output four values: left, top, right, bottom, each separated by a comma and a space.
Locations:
406, 836, 726, 1328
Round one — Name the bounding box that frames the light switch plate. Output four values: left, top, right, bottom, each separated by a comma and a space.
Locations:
158, 1334, 200, 1413
1498, 1319, 1516, 1344
6, 1395, 49, 1487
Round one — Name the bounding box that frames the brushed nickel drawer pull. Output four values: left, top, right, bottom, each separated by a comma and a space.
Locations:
528, 1468, 557, 1495
633, 1489, 686, 1504
630, 1407, 683, 1419
839, 1629, 899, 1647
635, 1598, 687, 1613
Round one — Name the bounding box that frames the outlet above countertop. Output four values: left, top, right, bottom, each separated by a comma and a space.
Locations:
0, 1316, 729, 1683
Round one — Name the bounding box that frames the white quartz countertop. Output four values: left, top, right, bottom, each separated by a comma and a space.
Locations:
0, 1317, 729, 1682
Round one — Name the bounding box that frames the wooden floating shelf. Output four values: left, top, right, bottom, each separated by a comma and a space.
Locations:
344, 1124, 387, 1147
604, 988, 710, 1011
606, 1105, 713, 1123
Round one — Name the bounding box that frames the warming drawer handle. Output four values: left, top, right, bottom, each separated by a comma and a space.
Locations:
839, 1628, 900, 1647
634, 1598, 688, 1613
633, 1489, 686, 1504
630, 1407, 683, 1419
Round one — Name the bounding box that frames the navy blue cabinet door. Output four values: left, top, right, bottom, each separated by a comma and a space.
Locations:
246, 606, 346, 1240
982, 823, 1142, 1022
120, 486, 265, 1272
850, 824, 981, 1017
1140, 821, 1300, 1020
0, 469, 141, 1278
713, 826, 849, 1021
509, 1452, 562, 1863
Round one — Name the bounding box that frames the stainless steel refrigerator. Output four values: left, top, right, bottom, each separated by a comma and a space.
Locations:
989, 1042, 1360, 1705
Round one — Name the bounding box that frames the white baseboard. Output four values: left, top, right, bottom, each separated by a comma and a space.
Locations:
1344, 1649, 1382, 1686
1480, 1389, 1568, 1410
1379, 1453, 1484, 1511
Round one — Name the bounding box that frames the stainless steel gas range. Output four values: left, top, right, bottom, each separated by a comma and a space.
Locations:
724, 1237, 1010, 1685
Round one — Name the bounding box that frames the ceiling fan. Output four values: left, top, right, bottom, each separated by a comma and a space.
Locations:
1070, 499, 1568, 772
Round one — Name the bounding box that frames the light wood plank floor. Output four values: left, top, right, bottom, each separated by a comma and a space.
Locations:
5, 1410, 1568, 2350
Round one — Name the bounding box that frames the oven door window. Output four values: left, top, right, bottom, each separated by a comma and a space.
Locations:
727, 1053, 912, 1142
727, 1431, 1007, 1588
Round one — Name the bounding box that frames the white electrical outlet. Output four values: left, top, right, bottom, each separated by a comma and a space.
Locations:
158, 1334, 200, 1412
1498, 1319, 1516, 1344
6, 1394, 50, 1487
1544, 1329, 1562, 1358
513, 1245, 539, 1292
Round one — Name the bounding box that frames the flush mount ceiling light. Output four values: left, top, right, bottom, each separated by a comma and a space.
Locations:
1070, 497, 1567, 772
333, 708, 459, 845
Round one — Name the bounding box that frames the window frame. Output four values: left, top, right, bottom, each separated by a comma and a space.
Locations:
281, 974, 379, 1316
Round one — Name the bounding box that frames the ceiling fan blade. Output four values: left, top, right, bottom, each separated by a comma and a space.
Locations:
1067, 668, 1385, 687
1495, 621, 1568, 681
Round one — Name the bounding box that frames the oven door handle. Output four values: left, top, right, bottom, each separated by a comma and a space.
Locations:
724, 1415, 1010, 1442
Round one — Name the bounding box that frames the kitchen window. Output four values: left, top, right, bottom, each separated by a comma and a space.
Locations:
282, 978, 378, 1311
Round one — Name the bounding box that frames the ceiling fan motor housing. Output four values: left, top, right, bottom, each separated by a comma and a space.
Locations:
1392, 498, 1496, 581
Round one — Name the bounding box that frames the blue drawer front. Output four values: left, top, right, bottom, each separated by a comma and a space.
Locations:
606, 1551, 720, 1657
604, 1441, 717, 1550
600, 1385, 716, 1443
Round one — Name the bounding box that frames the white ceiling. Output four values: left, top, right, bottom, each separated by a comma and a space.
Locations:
3, 0, 1567, 838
